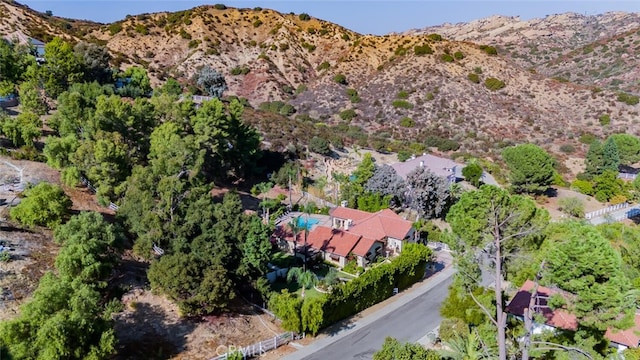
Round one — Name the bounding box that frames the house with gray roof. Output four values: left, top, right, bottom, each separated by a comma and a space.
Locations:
390, 154, 462, 183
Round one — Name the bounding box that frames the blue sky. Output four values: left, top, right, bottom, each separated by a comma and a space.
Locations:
19, 1, 640, 35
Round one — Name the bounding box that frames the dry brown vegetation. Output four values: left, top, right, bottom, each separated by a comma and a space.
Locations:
2, 2, 639, 175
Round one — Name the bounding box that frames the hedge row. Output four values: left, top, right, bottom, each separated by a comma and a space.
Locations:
270, 243, 432, 335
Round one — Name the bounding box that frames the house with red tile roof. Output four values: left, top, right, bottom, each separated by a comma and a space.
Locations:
506, 280, 640, 351
273, 207, 414, 269
330, 206, 414, 256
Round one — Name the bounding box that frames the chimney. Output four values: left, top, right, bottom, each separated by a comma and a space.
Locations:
344, 219, 352, 230
419, 160, 424, 167
340, 200, 348, 207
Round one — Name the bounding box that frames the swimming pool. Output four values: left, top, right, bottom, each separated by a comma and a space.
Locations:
296, 216, 320, 230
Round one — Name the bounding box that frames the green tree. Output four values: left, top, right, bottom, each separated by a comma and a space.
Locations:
406, 166, 450, 220
10, 182, 72, 228
38, 37, 84, 97
269, 290, 303, 332
74, 41, 112, 84
309, 136, 331, 155
462, 162, 483, 187
0, 111, 42, 147
593, 170, 626, 203
239, 217, 273, 277
602, 136, 620, 173
116, 66, 152, 97
373, 337, 440, 360
609, 134, 640, 164
446, 185, 549, 360
584, 140, 604, 178
287, 267, 318, 297
502, 144, 555, 194
439, 332, 494, 360
18, 80, 47, 115
0, 210, 121, 360
544, 221, 634, 331
196, 65, 227, 98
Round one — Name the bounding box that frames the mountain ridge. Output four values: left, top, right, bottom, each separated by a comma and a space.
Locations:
1, 1, 640, 177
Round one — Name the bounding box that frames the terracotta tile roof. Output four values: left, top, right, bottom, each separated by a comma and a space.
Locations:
605, 313, 640, 348
330, 207, 373, 222
331, 207, 413, 241
351, 236, 378, 257
506, 280, 578, 331
304, 226, 361, 257
507, 280, 640, 348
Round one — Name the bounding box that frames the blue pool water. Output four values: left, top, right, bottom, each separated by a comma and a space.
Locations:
296, 216, 320, 230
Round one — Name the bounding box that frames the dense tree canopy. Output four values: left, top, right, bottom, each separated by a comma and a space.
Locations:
365, 164, 406, 207
406, 166, 450, 220
0, 211, 123, 360
543, 221, 634, 331
502, 144, 555, 194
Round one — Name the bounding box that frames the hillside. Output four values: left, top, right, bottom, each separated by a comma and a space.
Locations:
416, 12, 640, 95
1, 1, 640, 173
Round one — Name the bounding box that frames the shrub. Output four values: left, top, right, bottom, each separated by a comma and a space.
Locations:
108, 23, 123, 35
473, 66, 483, 74
399, 117, 415, 128
309, 136, 331, 155
559, 144, 575, 154
617, 92, 640, 106
396, 90, 409, 99
453, 51, 464, 60
346, 88, 360, 103
398, 150, 412, 162
427, 33, 442, 41
179, 28, 191, 39
599, 114, 611, 125
414, 44, 434, 55
279, 104, 296, 116
299, 13, 311, 21
134, 24, 149, 35
571, 179, 594, 196
230, 66, 250, 75
424, 136, 460, 152
333, 73, 347, 85
188, 40, 199, 49
441, 54, 454, 62
579, 133, 597, 144
253, 19, 263, 28
339, 109, 357, 121
479, 45, 498, 55
213, 4, 227, 10
557, 197, 585, 218
467, 73, 480, 84
484, 77, 505, 91
316, 61, 330, 71
10, 182, 72, 229
392, 100, 413, 109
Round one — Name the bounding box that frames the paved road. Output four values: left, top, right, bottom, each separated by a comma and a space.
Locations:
283, 258, 455, 360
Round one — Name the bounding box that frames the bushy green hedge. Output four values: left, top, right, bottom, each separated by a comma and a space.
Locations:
269, 244, 431, 335
321, 243, 431, 327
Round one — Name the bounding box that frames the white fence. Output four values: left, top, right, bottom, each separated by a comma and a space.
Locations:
209, 332, 299, 360
618, 173, 638, 181
80, 176, 119, 212
584, 202, 629, 220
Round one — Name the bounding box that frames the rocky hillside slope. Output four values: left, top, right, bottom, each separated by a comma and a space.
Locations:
1, 1, 639, 167
416, 12, 640, 95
